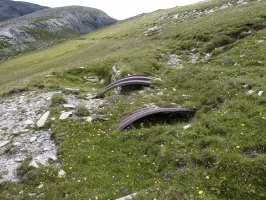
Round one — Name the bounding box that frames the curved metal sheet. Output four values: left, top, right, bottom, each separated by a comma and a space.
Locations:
118, 108, 194, 130
97, 80, 151, 98
107, 75, 152, 88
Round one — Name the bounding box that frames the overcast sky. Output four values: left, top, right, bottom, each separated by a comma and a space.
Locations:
15, 0, 202, 20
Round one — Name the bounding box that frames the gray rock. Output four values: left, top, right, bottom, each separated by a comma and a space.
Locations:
25, 120, 35, 125
36, 111, 50, 128
111, 65, 121, 82
0, 140, 10, 148
65, 88, 80, 92
30, 136, 37, 143
258, 91, 263, 96
84, 116, 93, 122
58, 169, 66, 177
29, 160, 39, 168
116, 193, 138, 200
37, 184, 44, 189
183, 124, 192, 130
63, 104, 76, 109
59, 112, 72, 120
85, 76, 99, 83
247, 90, 255, 95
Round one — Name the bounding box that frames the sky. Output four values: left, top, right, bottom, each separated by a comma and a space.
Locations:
14, 0, 203, 20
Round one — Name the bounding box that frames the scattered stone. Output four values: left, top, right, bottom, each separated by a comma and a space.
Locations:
258, 91, 263, 96
85, 76, 99, 83
256, 40, 264, 44
59, 112, 72, 120
50, 117, 56, 121
25, 120, 35, 125
111, 65, 121, 82
63, 104, 76, 109
30, 136, 37, 143
247, 90, 255, 95
145, 25, 162, 36
94, 115, 110, 121
0, 141, 10, 148
58, 169, 66, 177
36, 111, 50, 128
0, 92, 58, 183
183, 124, 192, 130
84, 116, 93, 122
29, 160, 39, 168
13, 142, 21, 146
44, 75, 53, 77
116, 193, 138, 200
48, 156, 57, 161
86, 93, 97, 99
15, 158, 23, 162
37, 184, 44, 189
65, 88, 80, 92
157, 92, 163, 95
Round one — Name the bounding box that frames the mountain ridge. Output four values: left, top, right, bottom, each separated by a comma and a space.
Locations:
0, 0, 49, 21
0, 5, 118, 60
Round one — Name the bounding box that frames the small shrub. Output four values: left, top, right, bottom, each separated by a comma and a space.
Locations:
75, 104, 90, 116
204, 43, 216, 53
213, 35, 234, 47
51, 93, 66, 106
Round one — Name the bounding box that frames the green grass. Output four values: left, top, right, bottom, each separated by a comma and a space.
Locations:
0, 0, 266, 199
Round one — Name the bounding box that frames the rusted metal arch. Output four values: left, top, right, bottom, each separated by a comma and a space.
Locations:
97, 80, 151, 98
107, 75, 152, 88
118, 108, 194, 130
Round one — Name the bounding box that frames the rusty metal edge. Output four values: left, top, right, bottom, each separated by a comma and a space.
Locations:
107, 75, 152, 88
118, 108, 194, 130
97, 80, 151, 98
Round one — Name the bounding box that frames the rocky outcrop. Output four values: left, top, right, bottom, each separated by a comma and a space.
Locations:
0, 0, 48, 21
0, 6, 117, 60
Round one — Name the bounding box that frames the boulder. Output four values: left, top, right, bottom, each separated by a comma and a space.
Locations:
36, 111, 50, 128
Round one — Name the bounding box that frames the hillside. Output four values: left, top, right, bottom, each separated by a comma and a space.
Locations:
0, 0, 266, 199
0, 0, 48, 21
0, 6, 117, 61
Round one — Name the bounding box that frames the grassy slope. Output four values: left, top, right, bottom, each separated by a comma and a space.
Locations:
1, 0, 266, 199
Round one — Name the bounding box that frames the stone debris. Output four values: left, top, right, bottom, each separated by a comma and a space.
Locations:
84, 116, 93, 122
58, 169, 66, 177
0, 92, 57, 182
48, 156, 57, 161
36, 111, 50, 128
167, 54, 185, 68
59, 112, 73, 120
64, 88, 80, 92
111, 65, 121, 82
183, 124, 192, 130
258, 91, 263, 96
144, 25, 162, 36
30, 136, 37, 143
0, 141, 10, 148
63, 104, 76, 109
25, 120, 35, 125
116, 193, 138, 200
29, 160, 39, 168
86, 93, 98, 99
37, 184, 44, 189
85, 76, 100, 83
247, 90, 255, 95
